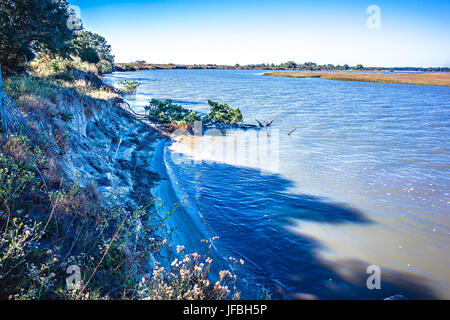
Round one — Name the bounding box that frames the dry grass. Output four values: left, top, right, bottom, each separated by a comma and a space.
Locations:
263, 71, 450, 86
49, 183, 99, 218
30, 56, 103, 76
1, 135, 34, 163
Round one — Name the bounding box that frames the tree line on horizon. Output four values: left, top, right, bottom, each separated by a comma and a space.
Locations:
248, 61, 449, 72
116, 60, 450, 72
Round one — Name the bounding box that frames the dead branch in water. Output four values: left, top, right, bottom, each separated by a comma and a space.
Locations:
256, 117, 276, 128
264, 118, 276, 127
255, 119, 264, 128
288, 127, 297, 135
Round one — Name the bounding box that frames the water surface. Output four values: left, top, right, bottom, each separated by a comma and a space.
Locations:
105, 69, 450, 299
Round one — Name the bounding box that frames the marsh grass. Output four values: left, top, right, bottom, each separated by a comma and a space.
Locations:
264, 71, 450, 86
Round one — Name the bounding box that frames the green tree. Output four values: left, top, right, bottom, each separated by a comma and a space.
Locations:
304, 62, 317, 69
134, 60, 146, 70
0, 0, 74, 74
69, 30, 114, 64
118, 80, 140, 94
281, 61, 297, 69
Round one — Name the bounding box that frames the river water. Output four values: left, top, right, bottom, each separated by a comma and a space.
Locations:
105, 69, 450, 299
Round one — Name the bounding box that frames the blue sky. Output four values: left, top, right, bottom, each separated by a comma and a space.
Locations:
70, 0, 450, 67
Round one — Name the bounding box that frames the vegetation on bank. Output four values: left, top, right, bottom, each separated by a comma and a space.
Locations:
0, 0, 114, 76
204, 100, 243, 124
4, 69, 119, 105
0, 71, 130, 299
0, 133, 240, 299
263, 71, 450, 87
0, 67, 242, 300
0, 0, 72, 74
118, 80, 140, 94
144, 99, 243, 127
146, 99, 202, 126
0, 0, 242, 300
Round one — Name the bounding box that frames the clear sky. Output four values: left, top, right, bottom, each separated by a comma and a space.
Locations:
69, 0, 450, 67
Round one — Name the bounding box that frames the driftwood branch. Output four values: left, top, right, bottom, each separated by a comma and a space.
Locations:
288, 127, 297, 135
256, 117, 276, 128
255, 119, 264, 128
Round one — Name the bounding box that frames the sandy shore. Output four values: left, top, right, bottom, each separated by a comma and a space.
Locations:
150, 139, 205, 248
263, 71, 450, 86
149, 138, 228, 281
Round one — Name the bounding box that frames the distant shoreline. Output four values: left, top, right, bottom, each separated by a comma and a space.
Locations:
113, 63, 450, 73
263, 71, 450, 87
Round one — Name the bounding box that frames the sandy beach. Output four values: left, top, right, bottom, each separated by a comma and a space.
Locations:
149, 137, 228, 284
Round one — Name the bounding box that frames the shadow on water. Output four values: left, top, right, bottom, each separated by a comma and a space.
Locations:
167, 157, 438, 299
171, 99, 205, 105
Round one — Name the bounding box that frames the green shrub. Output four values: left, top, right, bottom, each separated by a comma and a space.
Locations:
96, 60, 113, 74
204, 100, 243, 124
0, 0, 74, 74
0, 215, 53, 299
145, 99, 201, 125
118, 80, 140, 94
0, 154, 37, 214
145, 99, 243, 126
68, 31, 114, 65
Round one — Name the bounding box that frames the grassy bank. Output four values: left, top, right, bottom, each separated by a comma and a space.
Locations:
263, 71, 450, 87
0, 63, 241, 300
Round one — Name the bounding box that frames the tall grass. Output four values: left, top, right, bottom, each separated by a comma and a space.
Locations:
30, 56, 113, 76
264, 71, 450, 86
4, 73, 119, 105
